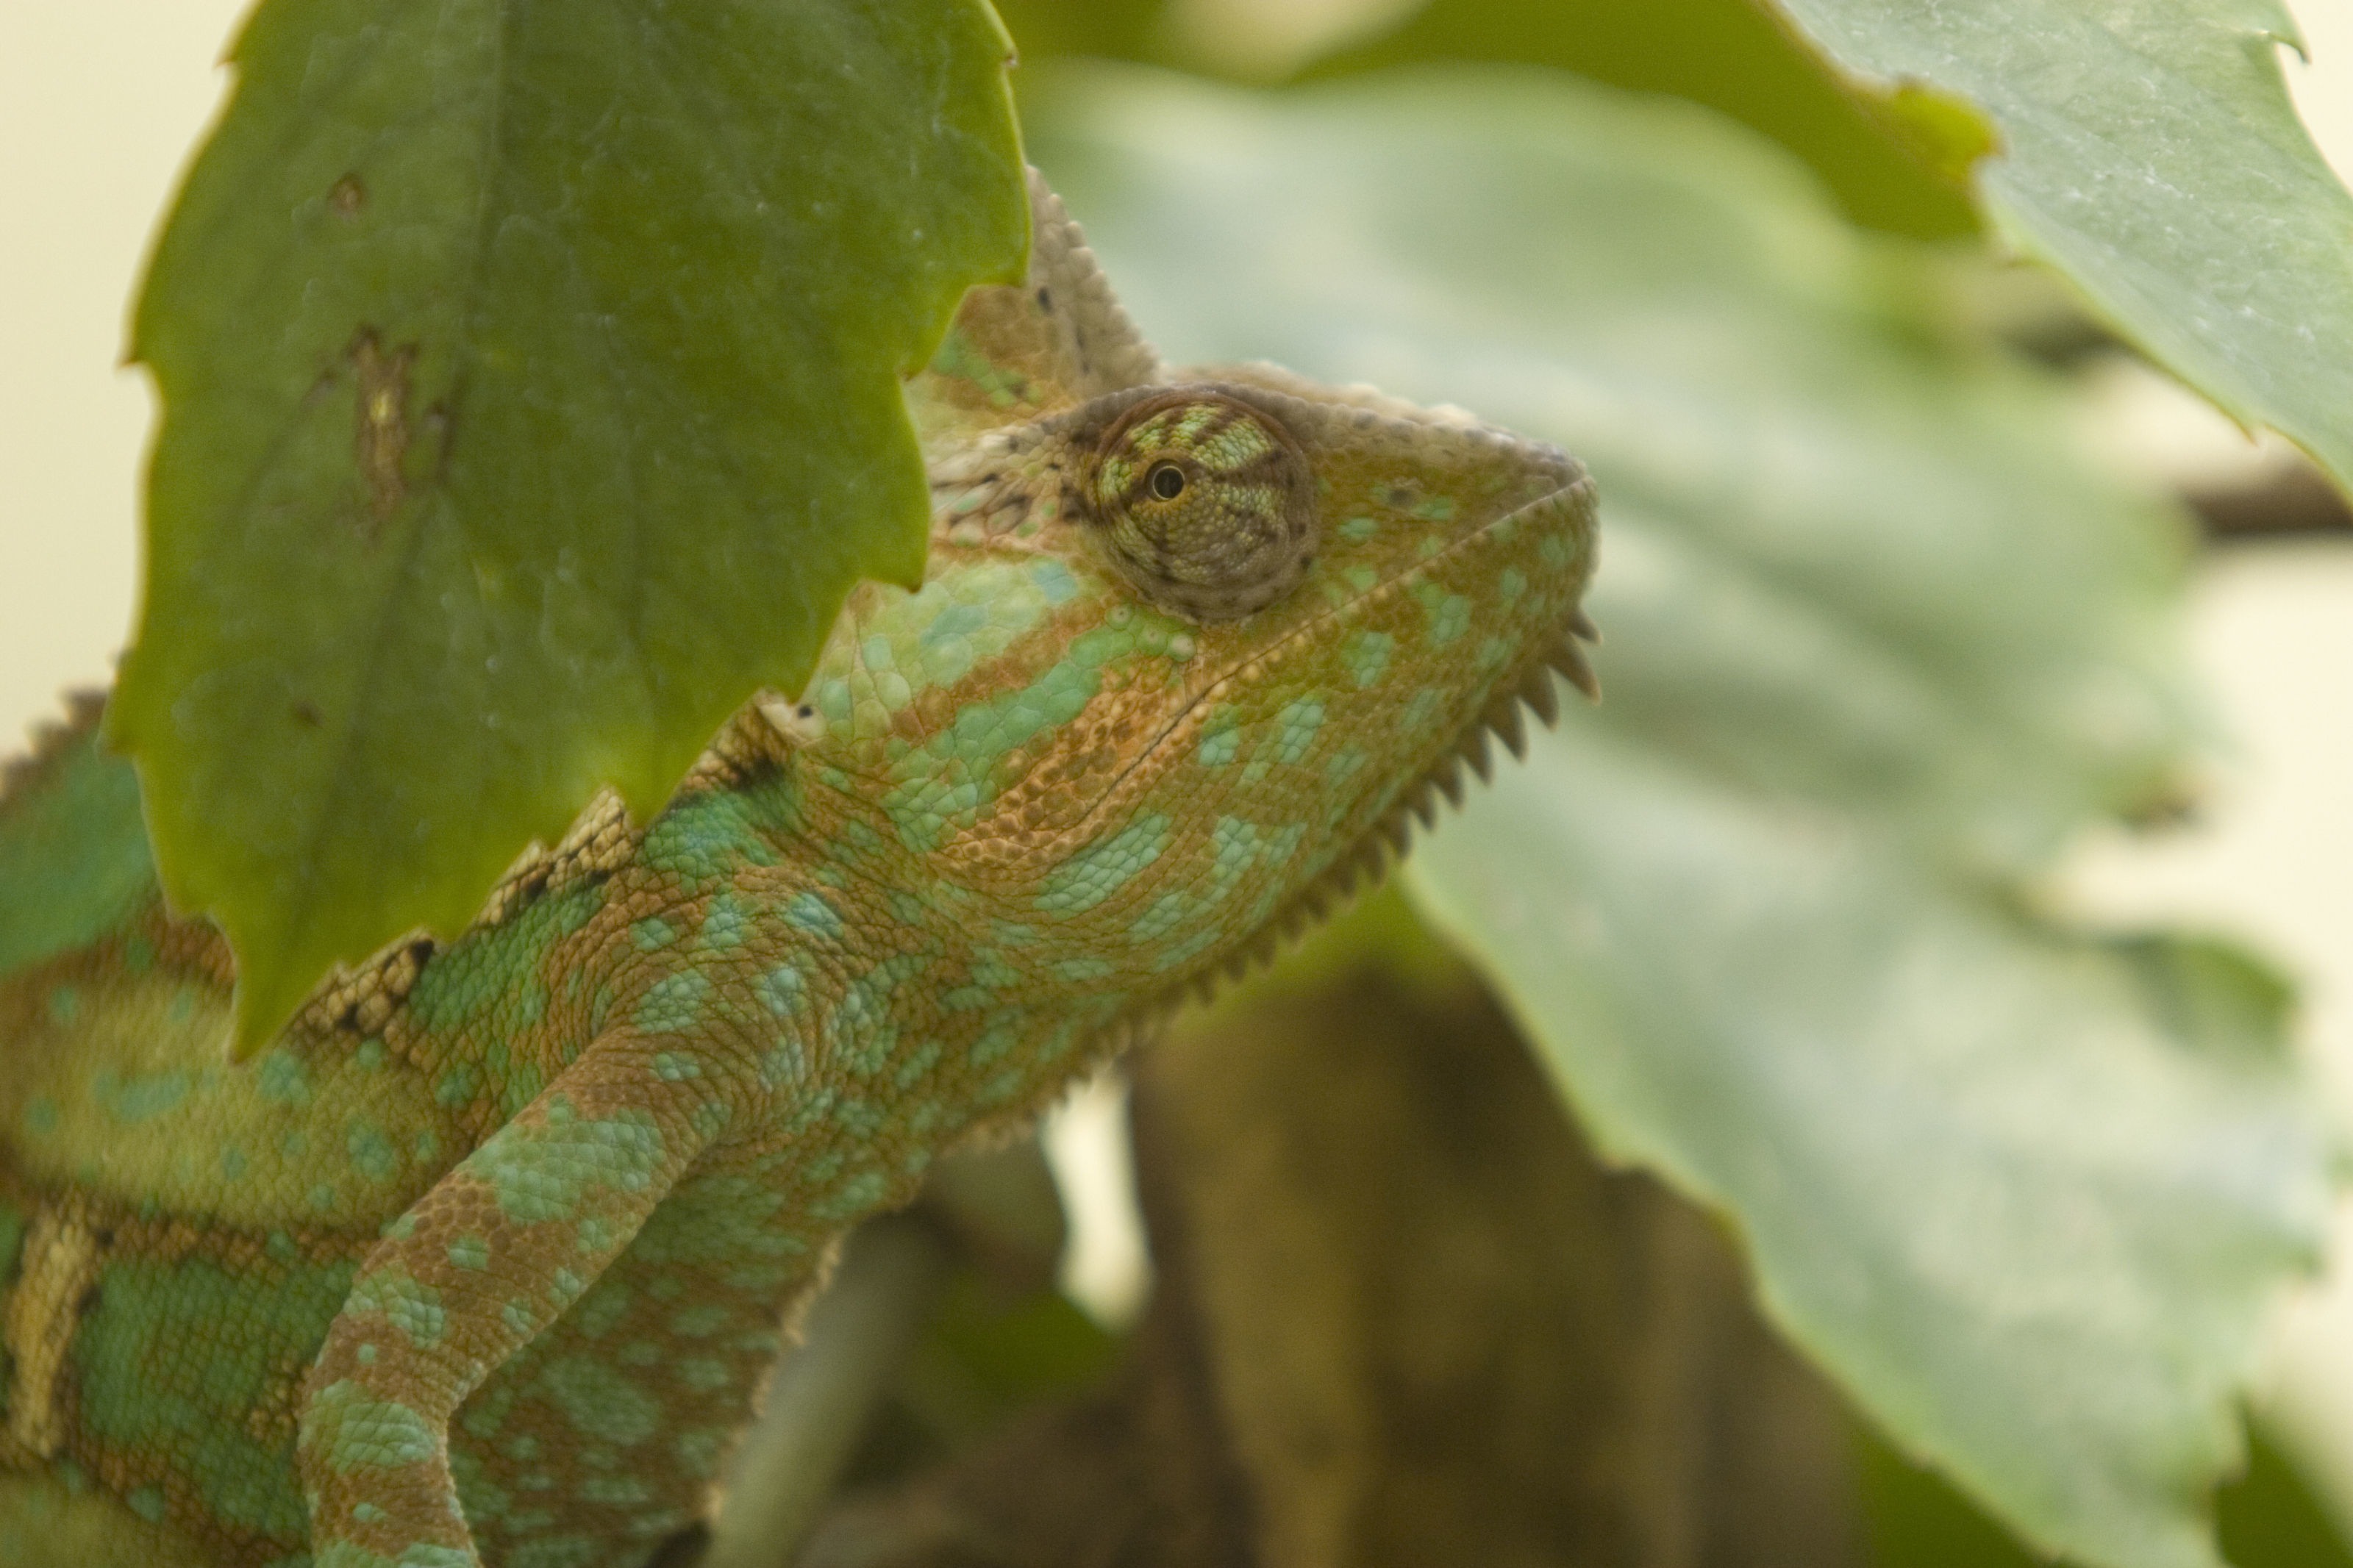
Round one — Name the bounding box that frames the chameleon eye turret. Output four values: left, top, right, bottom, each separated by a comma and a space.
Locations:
1083, 389, 1319, 623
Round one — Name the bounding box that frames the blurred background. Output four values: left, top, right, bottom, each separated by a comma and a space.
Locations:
7, 2, 2353, 1564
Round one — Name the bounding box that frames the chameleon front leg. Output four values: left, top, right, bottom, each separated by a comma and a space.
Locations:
294, 1031, 763, 1568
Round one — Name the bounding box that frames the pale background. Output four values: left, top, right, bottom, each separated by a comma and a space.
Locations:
5, 0, 2352, 1521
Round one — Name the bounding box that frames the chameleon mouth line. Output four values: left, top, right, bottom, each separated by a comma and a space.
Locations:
1066, 473, 1595, 840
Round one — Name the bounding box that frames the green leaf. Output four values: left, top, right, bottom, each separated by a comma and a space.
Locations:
1304, 0, 1981, 239
1755, 0, 2353, 500
1417, 724, 2325, 1568
988, 0, 1979, 238
113, 0, 1028, 1053
1024, 65, 2335, 1568
1859, 1411, 2353, 1568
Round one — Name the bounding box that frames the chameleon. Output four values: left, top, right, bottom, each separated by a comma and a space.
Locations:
0, 170, 1599, 1567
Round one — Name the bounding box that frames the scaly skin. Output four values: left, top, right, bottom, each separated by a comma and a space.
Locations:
0, 173, 1597, 1567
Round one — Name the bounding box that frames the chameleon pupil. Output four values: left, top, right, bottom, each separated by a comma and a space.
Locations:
1149, 462, 1186, 499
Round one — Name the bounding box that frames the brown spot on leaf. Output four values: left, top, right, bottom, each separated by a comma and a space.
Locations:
329, 173, 365, 219
349, 329, 415, 530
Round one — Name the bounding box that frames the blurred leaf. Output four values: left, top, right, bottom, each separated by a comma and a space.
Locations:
114, 0, 1027, 1051
992, 0, 1975, 238
1309, 0, 1977, 238
1857, 1414, 2046, 1568
1755, 0, 2353, 500
990, 0, 1168, 64
1860, 1415, 2353, 1568
2220, 1423, 2353, 1568
1419, 723, 2324, 1568
1025, 65, 2335, 1568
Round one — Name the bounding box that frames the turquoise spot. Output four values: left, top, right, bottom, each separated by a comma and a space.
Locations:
1035, 815, 1171, 914
311, 1380, 438, 1473
782, 892, 843, 939
670, 1302, 732, 1337
923, 600, 990, 645
697, 892, 753, 951
578, 1474, 651, 1506
346, 1122, 400, 1183
674, 1429, 726, 1479
351, 1267, 446, 1346
635, 971, 710, 1034
642, 790, 781, 882
893, 1039, 946, 1089
679, 1357, 732, 1394
1197, 716, 1242, 767
1267, 698, 1327, 765
760, 1036, 808, 1088
435, 1062, 482, 1110
1031, 557, 1081, 604
254, 1049, 311, 1106
538, 1358, 663, 1445
811, 1170, 890, 1222
1129, 892, 1190, 942
653, 1052, 704, 1081
47, 984, 79, 1025
1208, 817, 1262, 900
1421, 586, 1472, 646
448, 1235, 490, 1270
468, 1096, 668, 1225
630, 915, 678, 953
126, 1485, 165, 1522
220, 1147, 249, 1181
1345, 631, 1396, 689
1402, 687, 1443, 730
98, 1068, 191, 1124
757, 961, 807, 1017
570, 1278, 632, 1339
1338, 514, 1378, 543
826, 953, 929, 1075
1054, 956, 1114, 982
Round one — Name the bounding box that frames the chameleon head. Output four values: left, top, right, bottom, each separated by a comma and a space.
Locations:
796, 363, 1597, 999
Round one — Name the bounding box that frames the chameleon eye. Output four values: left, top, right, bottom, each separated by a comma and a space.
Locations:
1086, 392, 1318, 623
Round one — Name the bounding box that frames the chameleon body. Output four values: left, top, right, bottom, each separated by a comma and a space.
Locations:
0, 173, 1597, 1567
